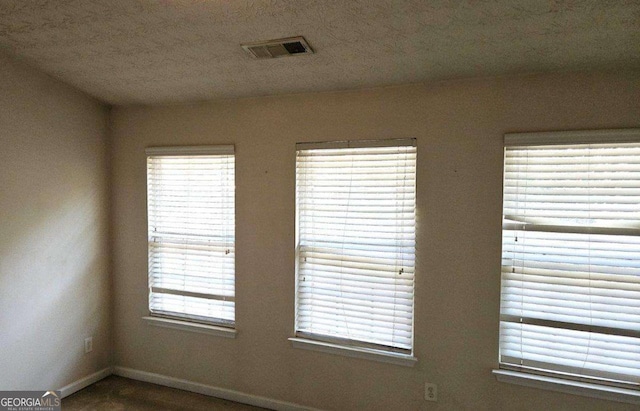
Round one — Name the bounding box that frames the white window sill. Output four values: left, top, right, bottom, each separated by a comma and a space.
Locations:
288, 337, 417, 367
143, 316, 236, 339
492, 370, 640, 405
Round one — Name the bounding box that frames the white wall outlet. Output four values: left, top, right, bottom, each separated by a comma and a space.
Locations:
425, 382, 437, 402
84, 337, 93, 353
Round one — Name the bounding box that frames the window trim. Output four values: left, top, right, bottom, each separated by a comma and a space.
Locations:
145, 145, 235, 156
493, 370, 640, 406
296, 138, 416, 151
143, 316, 237, 339
289, 337, 417, 367
504, 128, 640, 147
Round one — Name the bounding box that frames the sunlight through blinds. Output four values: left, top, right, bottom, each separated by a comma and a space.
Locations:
499, 130, 640, 388
146, 146, 235, 326
296, 139, 416, 352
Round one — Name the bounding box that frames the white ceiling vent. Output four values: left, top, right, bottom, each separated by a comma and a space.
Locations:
241, 36, 314, 59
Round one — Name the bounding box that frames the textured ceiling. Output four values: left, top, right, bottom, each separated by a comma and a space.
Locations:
0, 0, 638, 105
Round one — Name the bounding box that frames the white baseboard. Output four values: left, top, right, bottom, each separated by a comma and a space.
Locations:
59, 367, 113, 398
112, 366, 322, 411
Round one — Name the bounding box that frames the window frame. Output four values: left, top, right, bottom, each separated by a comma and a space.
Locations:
496, 128, 640, 399
145, 145, 236, 329
293, 138, 418, 360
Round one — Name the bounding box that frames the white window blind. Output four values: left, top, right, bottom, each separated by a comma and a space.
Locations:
146, 145, 235, 327
295, 139, 416, 353
499, 129, 640, 389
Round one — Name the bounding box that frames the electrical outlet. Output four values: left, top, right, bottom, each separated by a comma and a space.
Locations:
425, 383, 437, 402
84, 337, 93, 353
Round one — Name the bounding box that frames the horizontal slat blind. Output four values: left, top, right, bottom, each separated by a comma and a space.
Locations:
147, 146, 235, 326
296, 140, 416, 352
500, 135, 640, 388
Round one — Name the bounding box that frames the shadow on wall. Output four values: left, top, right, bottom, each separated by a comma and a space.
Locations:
0, 184, 109, 390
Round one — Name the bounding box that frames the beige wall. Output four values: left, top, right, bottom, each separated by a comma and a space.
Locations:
110, 71, 640, 410
0, 51, 111, 390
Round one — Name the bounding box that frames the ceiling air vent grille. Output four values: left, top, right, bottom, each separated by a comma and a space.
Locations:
242, 36, 314, 59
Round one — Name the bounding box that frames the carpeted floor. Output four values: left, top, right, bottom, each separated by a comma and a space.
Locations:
62, 375, 270, 411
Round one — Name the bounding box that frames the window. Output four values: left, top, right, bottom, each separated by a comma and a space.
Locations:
146, 145, 235, 327
499, 129, 640, 390
295, 139, 417, 355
